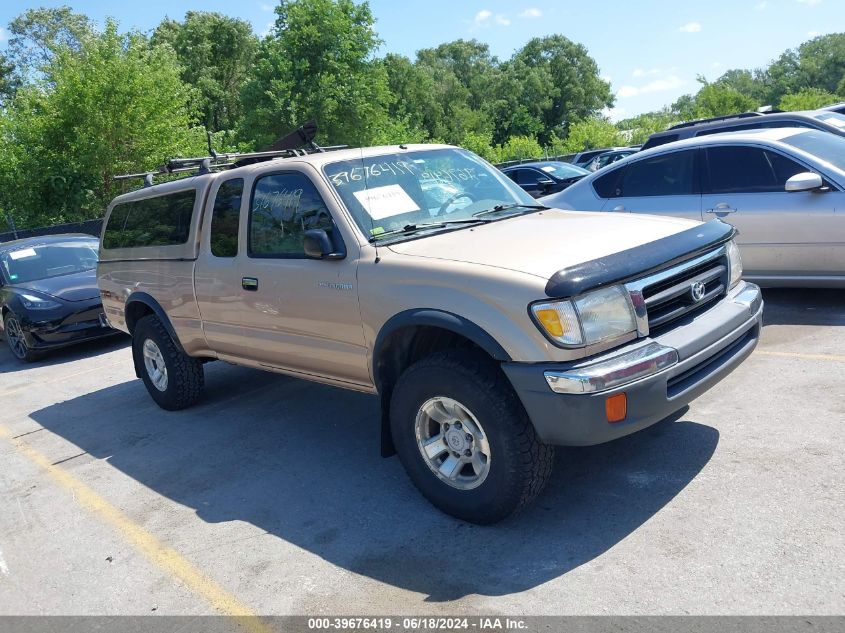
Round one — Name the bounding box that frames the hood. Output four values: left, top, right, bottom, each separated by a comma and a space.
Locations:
387, 209, 699, 280
13, 268, 100, 302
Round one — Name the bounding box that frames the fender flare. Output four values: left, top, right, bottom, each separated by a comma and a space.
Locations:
372, 308, 511, 390
124, 291, 186, 356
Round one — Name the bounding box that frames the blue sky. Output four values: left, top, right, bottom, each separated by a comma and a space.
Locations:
1, 0, 841, 120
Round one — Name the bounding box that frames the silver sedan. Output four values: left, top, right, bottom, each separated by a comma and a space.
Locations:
541, 127, 845, 287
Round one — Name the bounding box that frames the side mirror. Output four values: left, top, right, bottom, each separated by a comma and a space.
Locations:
538, 178, 555, 190
303, 229, 345, 260
785, 172, 824, 192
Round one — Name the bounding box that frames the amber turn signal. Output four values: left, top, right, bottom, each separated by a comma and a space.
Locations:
605, 393, 627, 423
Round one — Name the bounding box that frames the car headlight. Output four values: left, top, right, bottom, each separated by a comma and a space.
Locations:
726, 240, 743, 288
19, 293, 61, 310
531, 284, 638, 347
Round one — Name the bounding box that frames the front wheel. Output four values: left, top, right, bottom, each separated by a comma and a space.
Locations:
132, 315, 204, 410
390, 350, 554, 524
3, 312, 41, 362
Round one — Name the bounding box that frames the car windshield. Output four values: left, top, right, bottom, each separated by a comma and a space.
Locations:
323, 148, 537, 241
811, 111, 845, 130
0, 240, 99, 284
536, 162, 590, 178
781, 130, 845, 172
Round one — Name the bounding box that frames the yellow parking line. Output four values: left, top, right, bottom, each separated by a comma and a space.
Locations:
0, 423, 273, 632
756, 350, 845, 363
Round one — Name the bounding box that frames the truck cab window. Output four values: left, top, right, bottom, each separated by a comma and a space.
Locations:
210, 179, 243, 258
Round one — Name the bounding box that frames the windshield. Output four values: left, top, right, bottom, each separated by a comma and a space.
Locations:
781, 130, 845, 172
812, 111, 845, 130
323, 148, 537, 240
537, 162, 590, 178
0, 240, 99, 284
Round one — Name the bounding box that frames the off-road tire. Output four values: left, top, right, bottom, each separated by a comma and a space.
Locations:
133, 315, 204, 410
390, 349, 554, 524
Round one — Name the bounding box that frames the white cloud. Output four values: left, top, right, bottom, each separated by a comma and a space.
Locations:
797, 0, 822, 6
260, 3, 273, 11
756, 1, 768, 10
519, 8, 542, 18
0, 27, 7, 43
495, 14, 511, 26
678, 21, 702, 33
807, 30, 820, 36
474, 9, 493, 25
617, 75, 686, 99
260, 21, 275, 37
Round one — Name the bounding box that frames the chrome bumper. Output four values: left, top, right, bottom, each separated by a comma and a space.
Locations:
543, 283, 762, 395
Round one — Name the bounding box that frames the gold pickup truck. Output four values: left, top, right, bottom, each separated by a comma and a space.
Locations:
98, 143, 762, 523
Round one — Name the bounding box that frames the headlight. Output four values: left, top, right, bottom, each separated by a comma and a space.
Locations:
726, 240, 743, 288
20, 293, 61, 310
531, 285, 638, 347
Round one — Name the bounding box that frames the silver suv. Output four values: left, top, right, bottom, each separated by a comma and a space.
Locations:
98, 143, 762, 523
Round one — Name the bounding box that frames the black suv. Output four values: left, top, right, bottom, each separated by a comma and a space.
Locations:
642, 109, 845, 150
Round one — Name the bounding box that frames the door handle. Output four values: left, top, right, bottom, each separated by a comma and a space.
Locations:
242, 277, 259, 291
706, 204, 736, 214
612, 205, 625, 211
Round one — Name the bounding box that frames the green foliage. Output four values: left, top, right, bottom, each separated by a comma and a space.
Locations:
495, 136, 544, 162
687, 80, 760, 118
615, 110, 677, 145
151, 12, 258, 132
459, 130, 498, 162
238, 0, 391, 148
779, 88, 840, 111
0, 20, 203, 227
559, 117, 626, 153
6, 6, 92, 75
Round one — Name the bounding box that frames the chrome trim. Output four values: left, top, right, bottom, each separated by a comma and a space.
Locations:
544, 342, 679, 394
731, 282, 763, 314
624, 245, 728, 337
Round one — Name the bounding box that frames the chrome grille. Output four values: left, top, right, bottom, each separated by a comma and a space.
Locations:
626, 247, 728, 336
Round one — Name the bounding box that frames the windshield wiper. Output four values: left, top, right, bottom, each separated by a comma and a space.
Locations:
472, 203, 549, 218
369, 218, 491, 242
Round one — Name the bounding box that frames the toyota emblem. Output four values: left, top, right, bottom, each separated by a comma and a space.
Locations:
690, 281, 706, 302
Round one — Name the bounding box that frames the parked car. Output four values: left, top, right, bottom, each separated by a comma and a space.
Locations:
501, 161, 590, 197
582, 148, 639, 172
819, 102, 845, 116
571, 147, 631, 168
1, 234, 117, 361
642, 109, 845, 150
541, 127, 845, 287
99, 143, 761, 523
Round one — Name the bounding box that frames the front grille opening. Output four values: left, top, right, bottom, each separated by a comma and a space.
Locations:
666, 325, 757, 398
642, 254, 729, 334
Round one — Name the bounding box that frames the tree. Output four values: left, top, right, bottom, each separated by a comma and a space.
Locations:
670, 77, 759, 121
238, 0, 392, 148
152, 12, 258, 133
559, 117, 626, 153
6, 6, 93, 76
767, 34, 845, 103
616, 110, 678, 145
512, 35, 613, 143
779, 88, 840, 111
0, 54, 20, 106
0, 20, 203, 227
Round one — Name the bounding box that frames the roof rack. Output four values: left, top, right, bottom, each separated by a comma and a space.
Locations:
113, 121, 348, 187
667, 111, 764, 131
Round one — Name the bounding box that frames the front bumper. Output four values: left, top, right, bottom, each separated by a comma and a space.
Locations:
502, 282, 763, 446
17, 300, 120, 351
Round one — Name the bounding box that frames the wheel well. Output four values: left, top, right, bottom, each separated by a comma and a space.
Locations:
125, 301, 154, 335
375, 326, 495, 457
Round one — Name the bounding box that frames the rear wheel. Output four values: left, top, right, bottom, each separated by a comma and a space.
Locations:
133, 315, 204, 410
390, 350, 554, 524
3, 312, 41, 362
